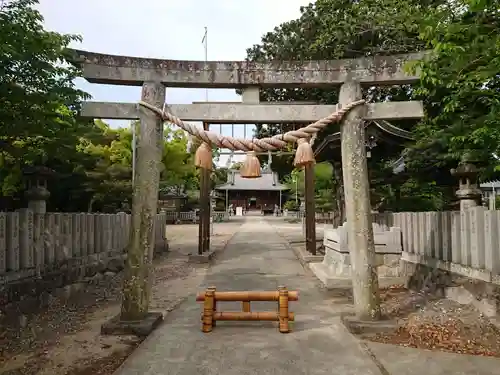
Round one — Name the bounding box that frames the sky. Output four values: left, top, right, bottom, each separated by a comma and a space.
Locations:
37, 0, 312, 165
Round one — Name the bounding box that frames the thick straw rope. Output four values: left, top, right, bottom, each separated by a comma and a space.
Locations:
138, 100, 365, 151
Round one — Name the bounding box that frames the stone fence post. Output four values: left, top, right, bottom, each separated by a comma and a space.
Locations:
0, 210, 168, 283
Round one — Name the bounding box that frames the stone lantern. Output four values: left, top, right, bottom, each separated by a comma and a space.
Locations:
450, 155, 482, 211
23, 166, 53, 214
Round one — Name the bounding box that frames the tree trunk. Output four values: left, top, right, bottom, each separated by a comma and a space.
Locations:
87, 196, 95, 213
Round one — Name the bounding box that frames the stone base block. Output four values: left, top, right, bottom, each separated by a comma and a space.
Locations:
101, 312, 163, 337
319, 248, 402, 279
309, 263, 352, 289
310, 262, 405, 290
322, 250, 352, 278
154, 240, 169, 256
188, 250, 215, 263
445, 286, 498, 317
341, 313, 398, 335
293, 245, 324, 264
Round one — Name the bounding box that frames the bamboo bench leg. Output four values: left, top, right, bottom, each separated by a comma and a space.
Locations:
278, 286, 290, 333
213, 297, 217, 327
202, 286, 216, 333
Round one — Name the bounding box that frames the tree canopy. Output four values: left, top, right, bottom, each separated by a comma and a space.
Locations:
2, 0, 499, 214
0, 0, 90, 200
284, 162, 335, 212
246, 0, 500, 212
407, 1, 500, 175
0, 0, 201, 212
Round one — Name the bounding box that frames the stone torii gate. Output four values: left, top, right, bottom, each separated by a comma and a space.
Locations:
74, 49, 424, 332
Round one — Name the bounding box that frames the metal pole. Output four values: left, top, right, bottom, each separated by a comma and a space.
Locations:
202, 26, 208, 102
304, 164, 316, 255
295, 176, 299, 205
210, 193, 214, 236
131, 121, 136, 186
203, 123, 211, 252
198, 121, 211, 255
198, 169, 207, 255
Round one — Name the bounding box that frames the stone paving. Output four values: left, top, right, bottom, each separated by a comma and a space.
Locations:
114, 216, 500, 375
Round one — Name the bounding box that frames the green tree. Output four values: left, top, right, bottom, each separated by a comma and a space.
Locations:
79, 121, 198, 213
245, 0, 500, 212
284, 162, 334, 211
0, 0, 89, 202
161, 124, 197, 190
79, 121, 133, 212
244, 0, 448, 210
229, 161, 243, 170
211, 167, 228, 189
407, 0, 500, 181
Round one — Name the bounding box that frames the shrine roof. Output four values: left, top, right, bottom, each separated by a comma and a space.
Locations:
215, 170, 289, 191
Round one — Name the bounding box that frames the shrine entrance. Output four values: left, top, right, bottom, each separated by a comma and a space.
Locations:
249, 198, 257, 210
76, 48, 425, 322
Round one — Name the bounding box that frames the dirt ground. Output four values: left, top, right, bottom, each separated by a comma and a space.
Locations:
0, 222, 239, 375
367, 285, 500, 357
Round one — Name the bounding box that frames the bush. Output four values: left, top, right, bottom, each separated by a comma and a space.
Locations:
283, 200, 298, 211
214, 200, 226, 211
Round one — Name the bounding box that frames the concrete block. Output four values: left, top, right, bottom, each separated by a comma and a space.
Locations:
101, 312, 164, 337
341, 313, 399, 335
189, 251, 216, 263
309, 263, 351, 289
318, 224, 403, 284
324, 223, 402, 255
292, 245, 324, 264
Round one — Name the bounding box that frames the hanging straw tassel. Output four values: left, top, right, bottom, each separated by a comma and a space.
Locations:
294, 138, 315, 168
240, 151, 261, 178
194, 142, 213, 170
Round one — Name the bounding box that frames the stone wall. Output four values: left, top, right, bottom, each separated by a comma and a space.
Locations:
0, 210, 167, 306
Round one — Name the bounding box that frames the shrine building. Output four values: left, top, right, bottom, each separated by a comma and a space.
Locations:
214, 169, 289, 212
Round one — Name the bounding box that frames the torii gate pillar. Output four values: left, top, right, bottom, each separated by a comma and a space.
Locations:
120, 81, 165, 323
339, 81, 381, 320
